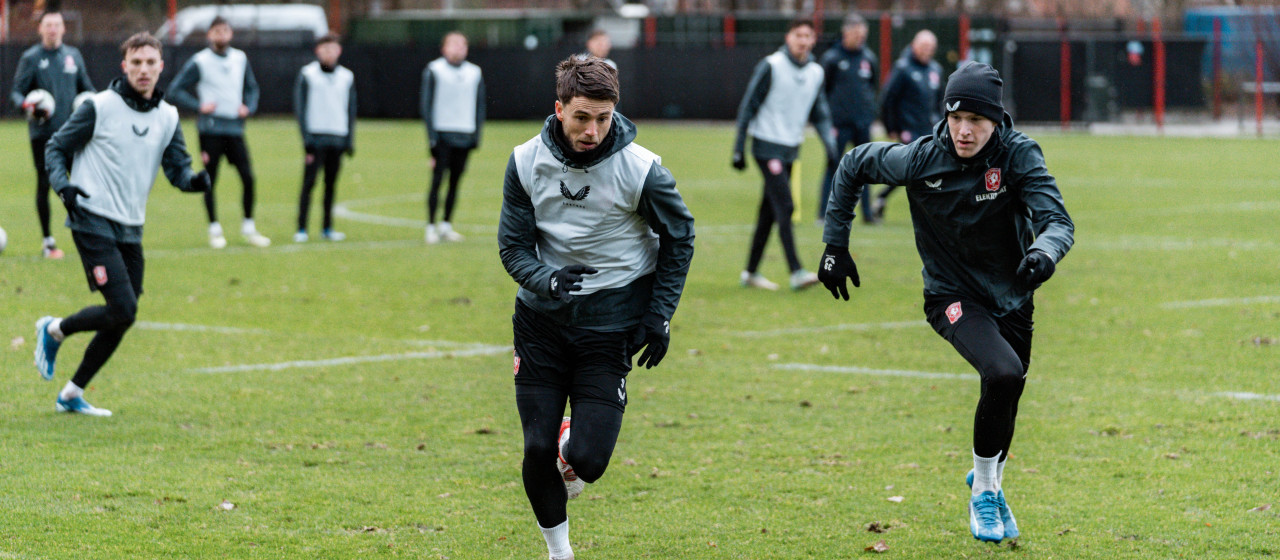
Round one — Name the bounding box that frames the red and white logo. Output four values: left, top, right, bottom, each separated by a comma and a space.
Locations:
513, 355, 521, 376
946, 302, 963, 324
92, 265, 108, 286
984, 168, 1002, 192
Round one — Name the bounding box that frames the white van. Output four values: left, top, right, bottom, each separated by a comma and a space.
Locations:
156, 4, 329, 46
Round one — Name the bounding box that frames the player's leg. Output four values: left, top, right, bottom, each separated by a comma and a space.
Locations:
226, 137, 268, 246
561, 326, 630, 485
438, 147, 470, 242
320, 148, 344, 240
762, 160, 818, 289
512, 302, 575, 560
32, 137, 64, 258
742, 158, 778, 289
425, 145, 448, 243
926, 296, 1024, 541
201, 134, 228, 248
819, 126, 855, 221
295, 149, 323, 241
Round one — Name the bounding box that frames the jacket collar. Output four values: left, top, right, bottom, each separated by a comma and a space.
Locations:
777, 45, 813, 68
109, 77, 165, 112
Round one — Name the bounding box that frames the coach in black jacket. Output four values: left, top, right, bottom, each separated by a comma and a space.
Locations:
818, 62, 1073, 544
819, 13, 878, 222
873, 30, 944, 219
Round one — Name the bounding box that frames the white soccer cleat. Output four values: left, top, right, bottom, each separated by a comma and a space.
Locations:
322, 229, 346, 242
439, 222, 465, 242
293, 231, 309, 243
424, 224, 440, 244
209, 223, 228, 249
55, 395, 112, 417
557, 417, 585, 500
789, 269, 820, 291
740, 270, 779, 291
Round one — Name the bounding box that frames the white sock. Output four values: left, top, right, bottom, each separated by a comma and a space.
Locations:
59, 381, 84, 401
972, 450, 1000, 495
209, 222, 223, 236
539, 520, 572, 559
47, 318, 65, 342
426, 223, 437, 232
242, 219, 257, 234
43, 236, 56, 247
996, 458, 1006, 487
440, 221, 453, 233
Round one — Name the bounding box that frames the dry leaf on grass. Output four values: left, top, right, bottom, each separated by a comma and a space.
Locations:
1248, 504, 1272, 513
864, 540, 889, 553
886, 496, 904, 503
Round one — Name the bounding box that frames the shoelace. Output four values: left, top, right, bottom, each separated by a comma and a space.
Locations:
974, 494, 1002, 525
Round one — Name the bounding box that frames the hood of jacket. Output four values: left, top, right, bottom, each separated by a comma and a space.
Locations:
776, 45, 815, 68
539, 111, 637, 169
931, 111, 1015, 166
109, 77, 166, 112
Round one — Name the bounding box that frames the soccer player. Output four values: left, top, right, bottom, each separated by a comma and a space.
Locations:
34, 32, 211, 416
818, 62, 1074, 543
582, 29, 616, 70
420, 31, 483, 244
9, 10, 95, 259
293, 34, 356, 243
872, 29, 942, 220
168, 16, 269, 249
819, 13, 878, 224
498, 56, 694, 560
732, 19, 836, 292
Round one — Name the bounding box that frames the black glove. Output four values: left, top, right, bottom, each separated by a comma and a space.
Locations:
57, 185, 90, 214
1016, 249, 1056, 288
549, 264, 598, 302
629, 312, 670, 369
187, 170, 211, 192
345, 145, 355, 157
817, 244, 861, 300
731, 151, 746, 171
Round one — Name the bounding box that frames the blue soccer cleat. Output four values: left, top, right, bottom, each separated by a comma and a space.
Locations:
34, 316, 62, 381
55, 395, 112, 417
967, 469, 1019, 539
969, 491, 1005, 542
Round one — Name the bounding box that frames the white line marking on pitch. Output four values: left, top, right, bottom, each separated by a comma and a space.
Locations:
1212, 392, 1280, 403
1160, 296, 1280, 309
187, 344, 512, 374
136, 322, 270, 334
773, 363, 976, 380
736, 320, 927, 337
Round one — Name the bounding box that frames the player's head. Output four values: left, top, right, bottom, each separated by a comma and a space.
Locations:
586, 29, 611, 58
207, 16, 232, 51
841, 13, 867, 49
442, 31, 468, 64
315, 33, 342, 67
120, 32, 164, 99
38, 11, 65, 49
784, 19, 816, 61
911, 29, 937, 63
554, 56, 619, 153
944, 62, 1003, 158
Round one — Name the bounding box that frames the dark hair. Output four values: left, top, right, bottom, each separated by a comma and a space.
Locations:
38, 10, 63, 24
209, 16, 229, 31
120, 32, 162, 56
787, 18, 814, 32
316, 33, 341, 48
555, 56, 619, 105
587, 29, 608, 40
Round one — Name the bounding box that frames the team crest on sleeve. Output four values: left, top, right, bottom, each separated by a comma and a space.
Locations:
93, 265, 108, 286
946, 302, 963, 324
984, 168, 1002, 192
513, 355, 521, 376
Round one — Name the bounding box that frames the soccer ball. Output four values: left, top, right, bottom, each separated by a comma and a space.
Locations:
0, 225, 7, 255
73, 91, 94, 112
23, 89, 55, 122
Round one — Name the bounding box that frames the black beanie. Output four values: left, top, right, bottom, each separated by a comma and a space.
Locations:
943, 62, 1003, 123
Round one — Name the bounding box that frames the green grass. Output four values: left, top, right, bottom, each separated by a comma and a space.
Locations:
0, 118, 1277, 559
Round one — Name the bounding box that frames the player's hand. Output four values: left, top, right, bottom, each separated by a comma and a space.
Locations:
629, 312, 670, 369
731, 151, 746, 171
817, 244, 860, 300
549, 264, 597, 301
238, 104, 250, 118
57, 185, 90, 214
187, 170, 211, 192
199, 102, 217, 114
1016, 249, 1055, 288
345, 145, 355, 157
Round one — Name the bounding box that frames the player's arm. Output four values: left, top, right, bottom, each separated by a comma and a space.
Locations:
820, 50, 838, 95
474, 74, 485, 147
75, 51, 95, 93
420, 68, 437, 148
1013, 140, 1074, 263
733, 60, 772, 160
10, 54, 35, 108
293, 71, 312, 147
167, 59, 202, 113
809, 90, 838, 162
497, 154, 556, 298
635, 162, 695, 321
823, 141, 916, 243
243, 62, 260, 115
345, 78, 357, 154
879, 66, 907, 136
160, 123, 207, 192
44, 99, 97, 191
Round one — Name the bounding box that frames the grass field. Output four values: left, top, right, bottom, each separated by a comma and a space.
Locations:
0, 117, 1277, 559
